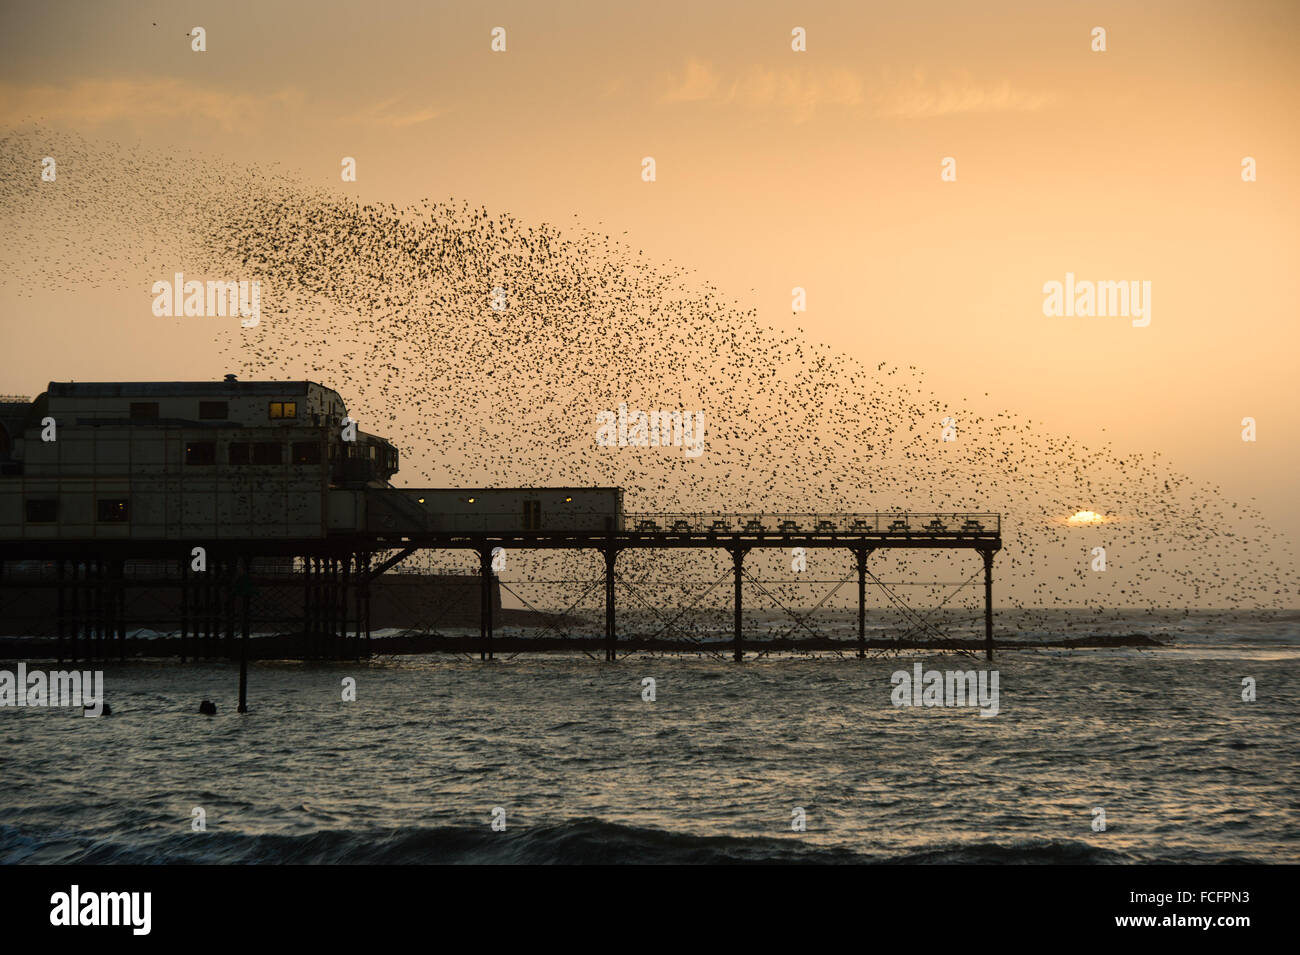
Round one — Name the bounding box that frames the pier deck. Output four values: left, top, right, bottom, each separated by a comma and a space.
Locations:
0, 512, 1003, 706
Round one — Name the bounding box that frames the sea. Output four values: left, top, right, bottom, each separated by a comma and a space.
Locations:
2, 611, 1297, 864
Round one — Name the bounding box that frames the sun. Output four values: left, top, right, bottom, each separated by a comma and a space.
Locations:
1066, 510, 1106, 524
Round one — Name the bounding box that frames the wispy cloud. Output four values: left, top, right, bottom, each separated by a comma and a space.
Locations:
874, 70, 1056, 118
343, 96, 446, 129
654, 60, 1053, 121
658, 59, 861, 119
0, 77, 305, 132
0, 77, 445, 132
659, 59, 725, 104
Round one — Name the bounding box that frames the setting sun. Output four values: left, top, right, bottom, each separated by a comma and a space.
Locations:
1067, 510, 1106, 524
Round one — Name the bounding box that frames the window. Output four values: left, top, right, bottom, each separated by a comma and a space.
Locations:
291, 441, 321, 465
185, 441, 217, 465
199, 401, 228, 419
97, 499, 129, 522
25, 499, 57, 523
129, 402, 159, 419
269, 401, 297, 419
523, 500, 542, 531
252, 442, 282, 465
228, 442, 250, 465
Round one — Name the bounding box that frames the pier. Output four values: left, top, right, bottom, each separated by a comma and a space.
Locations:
0, 380, 1005, 718
0, 511, 1002, 672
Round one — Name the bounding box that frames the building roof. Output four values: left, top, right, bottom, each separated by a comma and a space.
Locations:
46, 379, 323, 398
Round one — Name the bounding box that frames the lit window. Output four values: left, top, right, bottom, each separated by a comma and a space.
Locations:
97, 499, 129, 522
185, 441, 217, 465
269, 401, 297, 419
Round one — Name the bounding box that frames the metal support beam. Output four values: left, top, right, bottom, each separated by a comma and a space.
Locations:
730, 548, 747, 662
115, 559, 126, 662
366, 545, 418, 580
180, 558, 188, 663
70, 560, 79, 662
479, 548, 494, 661
855, 547, 872, 659
56, 559, 65, 664
325, 557, 336, 659
982, 549, 994, 661
604, 547, 618, 661
224, 556, 235, 659
361, 552, 372, 654
340, 554, 351, 659
238, 554, 251, 713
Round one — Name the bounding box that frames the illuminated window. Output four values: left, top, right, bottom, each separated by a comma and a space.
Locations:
269, 401, 297, 419
185, 441, 217, 465
97, 499, 129, 522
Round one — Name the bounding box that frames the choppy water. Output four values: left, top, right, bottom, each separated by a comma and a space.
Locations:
2, 613, 1297, 864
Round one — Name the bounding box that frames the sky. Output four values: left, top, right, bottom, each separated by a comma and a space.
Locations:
0, 0, 1297, 590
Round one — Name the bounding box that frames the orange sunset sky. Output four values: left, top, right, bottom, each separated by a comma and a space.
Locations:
1, 0, 1297, 566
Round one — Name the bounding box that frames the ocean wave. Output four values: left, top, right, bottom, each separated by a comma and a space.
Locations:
1, 820, 1166, 865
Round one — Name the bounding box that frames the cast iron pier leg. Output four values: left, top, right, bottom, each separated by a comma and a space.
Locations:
56, 559, 66, 664
731, 548, 746, 662
855, 547, 870, 659
982, 548, 994, 662
361, 552, 371, 656
180, 559, 188, 663
238, 554, 251, 713
604, 547, 618, 661
479, 547, 494, 661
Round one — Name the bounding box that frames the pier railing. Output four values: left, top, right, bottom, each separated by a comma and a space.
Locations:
620, 512, 1000, 536
405, 511, 1000, 537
